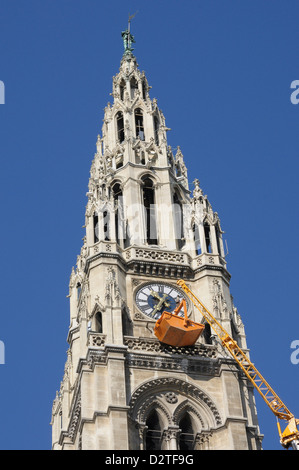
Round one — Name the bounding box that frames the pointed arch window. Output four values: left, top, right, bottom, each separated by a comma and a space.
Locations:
95, 312, 103, 333
122, 307, 132, 336
76, 283, 81, 301
119, 79, 126, 101
192, 223, 201, 255
203, 322, 213, 345
215, 224, 222, 256
59, 409, 63, 429
112, 182, 125, 246
130, 77, 138, 99
173, 192, 185, 250
93, 212, 99, 243
145, 410, 163, 450
142, 177, 158, 245
116, 111, 125, 143
204, 222, 212, 253
103, 210, 110, 241
135, 108, 145, 141
179, 413, 195, 450
142, 79, 147, 100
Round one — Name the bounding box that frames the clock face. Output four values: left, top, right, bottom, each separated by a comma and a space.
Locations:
135, 282, 187, 320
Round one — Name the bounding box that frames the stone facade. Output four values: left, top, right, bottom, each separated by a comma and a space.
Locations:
51, 31, 263, 450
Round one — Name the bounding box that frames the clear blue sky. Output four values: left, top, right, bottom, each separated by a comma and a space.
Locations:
0, 0, 298, 450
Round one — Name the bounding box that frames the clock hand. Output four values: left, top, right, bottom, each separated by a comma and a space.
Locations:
150, 290, 171, 308
150, 290, 161, 301
151, 293, 170, 317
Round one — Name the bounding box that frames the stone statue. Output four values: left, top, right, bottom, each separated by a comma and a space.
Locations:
121, 29, 135, 56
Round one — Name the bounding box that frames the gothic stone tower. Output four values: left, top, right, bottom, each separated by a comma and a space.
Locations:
51, 29, 263, 451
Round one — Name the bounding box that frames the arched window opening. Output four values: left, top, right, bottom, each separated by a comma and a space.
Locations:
215, 225, 222, 256
119, 80, 126, 101
122, 307, 132, 336
112, 182, 122, 199
154, 115, 160, 145
112, 183, 124, 246
142, 177, 158, 245
116, 112, 125, 143
124, 220, 131, 248
130, 77, 138, 100
203, 322, 213, 345
93, 212, 99, 243
179, 413, 195, 450
142, 79, 147, 100
193, 223, 201, 255
145, 410, 163, 450
95, 312, 102, 333
204, 222, 212, 253
173, 192, 185, 250
103, 210, 110, 241
76, 283, 81, 301
135, 108, 145, 141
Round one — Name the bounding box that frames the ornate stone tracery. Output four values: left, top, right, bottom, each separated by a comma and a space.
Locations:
129, 377, 222, 427
128, 377, 222, 450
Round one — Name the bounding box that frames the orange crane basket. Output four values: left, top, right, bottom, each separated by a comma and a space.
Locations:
154, 298, 205, 347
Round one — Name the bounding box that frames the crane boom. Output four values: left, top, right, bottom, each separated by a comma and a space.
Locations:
177, 279, 299, 449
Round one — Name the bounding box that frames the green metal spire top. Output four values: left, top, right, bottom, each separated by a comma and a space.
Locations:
121, 12, 137, 58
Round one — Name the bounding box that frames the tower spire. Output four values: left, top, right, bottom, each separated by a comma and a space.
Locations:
51, 26, 263, 451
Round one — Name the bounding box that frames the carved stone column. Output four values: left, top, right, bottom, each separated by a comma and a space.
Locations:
162, 426, 180, 450
195, 431, 212, 450
138, 424, 147, 450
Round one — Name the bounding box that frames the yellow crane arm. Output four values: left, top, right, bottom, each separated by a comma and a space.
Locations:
177, 279, 299, 449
